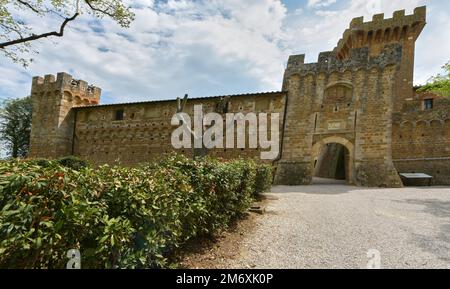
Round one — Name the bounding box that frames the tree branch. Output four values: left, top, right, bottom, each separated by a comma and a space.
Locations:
15, 0, 41, 14
0, 23, 24, 38
84, 0, 114, 17
0, 13, 79, 49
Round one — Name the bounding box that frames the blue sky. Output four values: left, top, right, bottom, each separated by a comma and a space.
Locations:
0, 0, 449, 105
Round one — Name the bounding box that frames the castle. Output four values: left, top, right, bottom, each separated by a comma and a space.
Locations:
28, 6, 450, 187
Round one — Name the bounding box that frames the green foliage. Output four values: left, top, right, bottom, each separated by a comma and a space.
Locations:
26, 158, 52, 168
56, 156, 90, 170
25, 156, 89, 170
0, 96, 32, 158
418, 61, 450, 97
0, 154, 272, 268
254, 164, 273, 196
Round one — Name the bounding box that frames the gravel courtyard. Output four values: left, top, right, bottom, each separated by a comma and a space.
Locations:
225, 179, 450, 269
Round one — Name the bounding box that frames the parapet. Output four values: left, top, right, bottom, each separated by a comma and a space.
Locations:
284, 6, 426, 77
285, 43, 402, 77
287, 54, 305, 69
31, 72, 101, 104
336, 6, 426, 59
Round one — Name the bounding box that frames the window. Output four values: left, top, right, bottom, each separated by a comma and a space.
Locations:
424, 99, 433, 110
115, 109, 124, 121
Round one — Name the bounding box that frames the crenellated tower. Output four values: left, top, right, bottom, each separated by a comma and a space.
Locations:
335, 6, 426, 110
29, 72, 101, 158
274, 7, 427, 187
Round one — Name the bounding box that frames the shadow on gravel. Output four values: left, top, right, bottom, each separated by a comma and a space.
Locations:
270, 185, 353, 195
410, 226, 450, 264
398, 199, 450, 218
398, 198, 450, 263
271, 182, 374, 195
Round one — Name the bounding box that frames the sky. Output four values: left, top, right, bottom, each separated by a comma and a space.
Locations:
0, 0, 449, 105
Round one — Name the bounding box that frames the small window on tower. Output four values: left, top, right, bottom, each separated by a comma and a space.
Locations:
424, 99, 433, 110
115, 109, 124, 121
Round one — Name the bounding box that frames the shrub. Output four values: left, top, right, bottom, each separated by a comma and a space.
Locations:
56, 156, 90, 170
0, 162, 106, 268
0, 154, 272, 268
254, 164, 273, 196
26, 158, 52, 168
25, 156, 89, 170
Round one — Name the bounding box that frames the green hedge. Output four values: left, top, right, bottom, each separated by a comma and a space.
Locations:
0, 154, 272, 268
254, 165, 273, 196
26, 156, 89, 170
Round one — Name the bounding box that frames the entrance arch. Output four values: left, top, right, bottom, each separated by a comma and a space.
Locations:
311, 136, 355, 184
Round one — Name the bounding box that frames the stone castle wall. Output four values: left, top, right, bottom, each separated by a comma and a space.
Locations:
29, 73, 101, 159
392, 91, 450, 185
274, 46, 404, 187
28, 6, 450, 186
72, 92, 286, 166
274, 7, 428, 187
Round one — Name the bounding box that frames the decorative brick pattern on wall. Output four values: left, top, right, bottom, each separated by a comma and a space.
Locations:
72, 93, 286, 166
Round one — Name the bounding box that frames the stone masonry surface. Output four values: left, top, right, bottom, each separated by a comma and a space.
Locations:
28, 6, 450, 187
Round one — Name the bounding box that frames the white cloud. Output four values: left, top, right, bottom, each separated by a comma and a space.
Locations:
307, 0, 337, 8
414, 3, 450, 84
0, 0, 290, 103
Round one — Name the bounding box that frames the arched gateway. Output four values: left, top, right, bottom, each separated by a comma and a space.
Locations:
311, 137, 355, 185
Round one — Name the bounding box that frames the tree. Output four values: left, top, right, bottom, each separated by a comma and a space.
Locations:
0, 0, 135, 66
0, 96, 33, 158
418, 61, 450, 97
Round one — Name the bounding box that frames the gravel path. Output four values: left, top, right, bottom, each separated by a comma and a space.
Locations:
225, 178, 450, 269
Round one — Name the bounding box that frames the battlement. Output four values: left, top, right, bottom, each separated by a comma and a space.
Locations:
286, 43, 402, 77
335, 6, 426, 59
31, 72, 101, 104
286, 6, 426, 76
287, 54, 305, 69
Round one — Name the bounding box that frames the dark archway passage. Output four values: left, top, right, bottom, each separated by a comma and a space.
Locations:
314, 143, 350, 182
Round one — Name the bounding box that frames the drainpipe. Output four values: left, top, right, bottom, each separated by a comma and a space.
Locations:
71, 109, 78, 155
273, 91, 289, 164
270, 92, 289, 183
